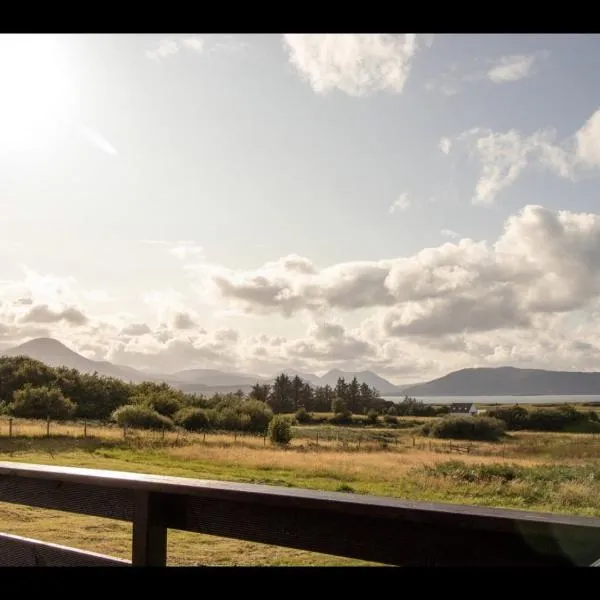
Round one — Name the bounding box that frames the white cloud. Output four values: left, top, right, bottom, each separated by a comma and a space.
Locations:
389, 192, 410, 214
439, 137, 452, 154
283, 34, 428, 97
427, 51, 547, 95
487, 54, 537, 83
181, 37, 204, 53
442, 112, 593, 205
575, 108, 600, 168
441, 229, 459, 238
145, 39, 180, 62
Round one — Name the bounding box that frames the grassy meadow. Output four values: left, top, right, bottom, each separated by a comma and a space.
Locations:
2, 414, 600, 565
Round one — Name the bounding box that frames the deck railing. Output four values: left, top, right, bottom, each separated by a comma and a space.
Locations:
1, 461, 600, 566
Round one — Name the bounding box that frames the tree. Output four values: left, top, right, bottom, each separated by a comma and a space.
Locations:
332, 397, 351, 418
291, 375, 304, 412
335, 377, 348, 404
11, 385, 75, 420
249, 383, 270, 403
347, 377, 361, 413
268, 374, 293, 413
112, 404, 174, 431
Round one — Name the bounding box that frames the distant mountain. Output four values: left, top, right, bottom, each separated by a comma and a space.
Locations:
280, 369, 322, 386
2, 338, 151, 383
403, 366, 600, 397
318, 369, 400, 394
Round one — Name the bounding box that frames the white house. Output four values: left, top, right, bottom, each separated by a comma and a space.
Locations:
449, 402, 477, 417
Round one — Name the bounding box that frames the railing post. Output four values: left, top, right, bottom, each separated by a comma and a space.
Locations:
132, 491, 167, 566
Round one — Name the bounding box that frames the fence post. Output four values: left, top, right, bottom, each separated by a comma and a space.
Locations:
8, 418, 12, 439
161, 427, 165, 440
316, 432, 319, 447
83, 420, 87, 439
234, 431, 237, 442
412, 437, 415, 447
123, 425, 127, 439
263, 432, 267, 446
203, 431, 206, 443
132, 491, 167, 566
46, 416, 50, 438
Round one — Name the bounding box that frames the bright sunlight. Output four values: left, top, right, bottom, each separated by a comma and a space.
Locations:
0, 34, 77, 155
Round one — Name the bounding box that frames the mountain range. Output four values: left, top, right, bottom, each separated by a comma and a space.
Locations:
4, 338, 600, 397
0, 338, 405, 394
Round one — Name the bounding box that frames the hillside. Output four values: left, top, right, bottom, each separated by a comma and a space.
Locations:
403, 366, 600, 396
2, 338, 152, 383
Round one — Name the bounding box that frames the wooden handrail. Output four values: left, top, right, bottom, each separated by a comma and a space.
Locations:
1, 461, 600, 566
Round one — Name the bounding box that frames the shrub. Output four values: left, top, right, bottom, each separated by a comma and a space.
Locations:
487, 405, 529, 430
268, 415, 293, 445
428, 416, 505, 441
295, 407, 311, 423
387, 405, 398, 416
384, 413, 398, 425
174, 407, 211, 431
332, 397, 351, 419
239, 400, 273, 432
111, 404, 174, 431
218, 407, 241, 431
367, 409, 379, 425
132, 391, 183, 418
11, 385, 75, 420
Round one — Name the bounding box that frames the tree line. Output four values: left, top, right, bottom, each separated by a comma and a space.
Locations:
0, 356, 445, 432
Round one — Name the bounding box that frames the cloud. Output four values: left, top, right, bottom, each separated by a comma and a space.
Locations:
145, 39, 180, 61
120, 323, 152, 336
181, 37, 204, 53
19, 304, 88, 326
427, 51, 547, 96
389, 193, 410, 214
283, 34, 429, 97
487, 54, 537, 83
439, 137, 452, 154
199, 205, 600, 342
442, 107, 600, 205
441, 229, 459, 238
171, 311, 197, 330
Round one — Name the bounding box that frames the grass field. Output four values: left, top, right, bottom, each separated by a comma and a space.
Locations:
1, 416, 600, 565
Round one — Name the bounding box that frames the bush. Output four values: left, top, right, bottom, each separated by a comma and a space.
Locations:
428, 416, 505, 441
11, 385, 75, 420
367, 409, 379, 425
239, 400, 273, 432
133, 391, 183, 418
174, 407, 210, 431
295, 407, 311, 424
384, 413, 398, 425
111, 404, 174, 431
332, 397, 351, 419
268, 415, 293, 445
487, 405, 529, 430
218, 407, 242, 430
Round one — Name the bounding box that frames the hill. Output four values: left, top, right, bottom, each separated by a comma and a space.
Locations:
403, 366, 600, 396
2, 338, 152, 383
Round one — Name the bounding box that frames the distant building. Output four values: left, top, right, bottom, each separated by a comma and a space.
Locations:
449, 402, 477, 417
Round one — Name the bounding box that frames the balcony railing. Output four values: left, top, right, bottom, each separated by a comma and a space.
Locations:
1, 461, 600, 566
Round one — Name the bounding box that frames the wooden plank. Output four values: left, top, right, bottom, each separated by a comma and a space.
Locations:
0, 474, 134, 521
0, 532, 130, 567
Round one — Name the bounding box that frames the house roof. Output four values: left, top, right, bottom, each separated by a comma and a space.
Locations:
449, 403, 475, 412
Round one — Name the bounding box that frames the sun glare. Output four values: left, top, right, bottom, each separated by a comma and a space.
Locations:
0, 34, 77, 156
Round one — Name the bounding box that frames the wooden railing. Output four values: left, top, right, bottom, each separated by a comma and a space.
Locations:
1, 461, 600, 566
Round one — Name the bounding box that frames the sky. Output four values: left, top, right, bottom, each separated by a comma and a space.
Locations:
2, 33, 600, 383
